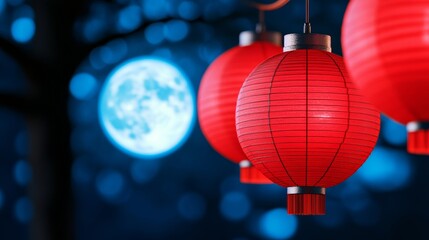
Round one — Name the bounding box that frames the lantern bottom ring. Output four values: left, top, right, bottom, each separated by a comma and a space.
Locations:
287, 186, 326, 195
407, 122, 429, 132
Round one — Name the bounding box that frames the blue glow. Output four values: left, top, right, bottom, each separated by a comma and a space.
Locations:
314, 200, 346, 228
11, 17, 35, 43
130, 160, 160, 184
220, 176, 244, 195
259, 208, 298, 239
14, 160, 31, 186
356, 147, 412, 191
69, 73, 98, 100
83, 18, 104, 42
100, 39, 128, 65
198, 42, 224, 63
144, 23, 165, 45
178, 1, 200, 20
164, 20, 189, 42
96, 170, 125, 200
118, 5, 142, 32
98, 57, 195, 159
72, 157, 92, 184
220, 192, 251, 221
0, 189, 4, 209
7, 0, 24, 6
339, 183, 371, 212
0, 0, 5, 13
178, 192, 206, 220
15, 5, 34, 18
14, 130, 27, 156
14, 197, 32, 223
142, 0, 169, 20
382, 115, 407, 146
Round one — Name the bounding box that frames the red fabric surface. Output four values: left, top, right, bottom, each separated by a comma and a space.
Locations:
198, 42, 282, 163
236, 49, 380, 188
240, 164, 272, 184
342, 0, 429, 154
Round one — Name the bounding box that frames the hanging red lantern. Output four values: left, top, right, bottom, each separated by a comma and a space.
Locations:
198, 29, 282, 184
342, 0, 429, 155
235, 31, 380, 215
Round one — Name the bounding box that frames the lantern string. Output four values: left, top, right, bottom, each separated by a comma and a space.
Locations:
244, 0, 290, 11
243, 0, 290, 32
304, 0, 311, 33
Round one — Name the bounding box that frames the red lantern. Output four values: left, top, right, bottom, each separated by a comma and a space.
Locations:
236, 33, 380, 215
198, 31, 282, 184
342, 0, 429, 155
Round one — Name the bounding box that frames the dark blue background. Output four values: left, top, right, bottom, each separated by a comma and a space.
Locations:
0, 0, 427, 239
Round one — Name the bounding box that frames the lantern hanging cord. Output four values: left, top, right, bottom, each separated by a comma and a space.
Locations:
304, 0, 311, 33
243, 0, 290, 32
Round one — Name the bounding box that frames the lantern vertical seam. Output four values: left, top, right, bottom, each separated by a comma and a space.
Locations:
268, 52, 298, 186
313, 52, 351, 186
305, 49, 309, 186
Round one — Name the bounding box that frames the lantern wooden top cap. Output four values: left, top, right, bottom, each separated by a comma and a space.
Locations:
239, 31, 283, 46
283, 33, 332, 52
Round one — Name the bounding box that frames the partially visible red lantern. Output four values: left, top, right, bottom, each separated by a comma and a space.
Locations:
342, 0, 429, 155
236, 33, 380, 215
198, 31, 282, 184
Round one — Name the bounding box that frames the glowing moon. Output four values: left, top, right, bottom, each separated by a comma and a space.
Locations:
98, 57, 195, 158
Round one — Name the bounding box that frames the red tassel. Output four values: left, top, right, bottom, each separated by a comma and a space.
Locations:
240, 165, 272, 184
408, 130, 429, 155
287, 193, 326, 215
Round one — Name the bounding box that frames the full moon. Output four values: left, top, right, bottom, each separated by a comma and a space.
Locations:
98, 57, 195, 158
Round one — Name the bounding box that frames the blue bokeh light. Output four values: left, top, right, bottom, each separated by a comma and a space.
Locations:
142, 0, 169, 21
14, 160, 31, 186
145, 23, 165, 45
164, 20, 189, 42
14, 197, 32, 223
178, 1, 200, 20
130, 160, 160, 184
117, 5, 142, 32
98, 57, 195, 159
11, 17, 35, 43
381, 115, 407, 146
178, 192, 206, 221
96, 170, 125, 200
219, 192, 251, 221
356, 147, 412, 191
69, 73, 98, 100
259, 208, 298, 240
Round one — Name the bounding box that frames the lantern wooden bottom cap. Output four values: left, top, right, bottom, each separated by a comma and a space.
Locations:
287, 187, 326, 215
239, 160, 272, 184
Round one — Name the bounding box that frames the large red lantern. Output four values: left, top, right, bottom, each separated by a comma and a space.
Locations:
342, 0, 429, 155
236, 33, 380, 215
198, 31, 282, 184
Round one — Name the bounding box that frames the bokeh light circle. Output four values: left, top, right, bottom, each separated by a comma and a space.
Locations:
259, 208, 298, 240
98, 57, 195, 159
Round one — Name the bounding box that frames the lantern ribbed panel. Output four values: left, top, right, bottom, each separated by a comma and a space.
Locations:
198, 42, 282, 163
236, 50, 380, 189
342, 0, 429, 154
